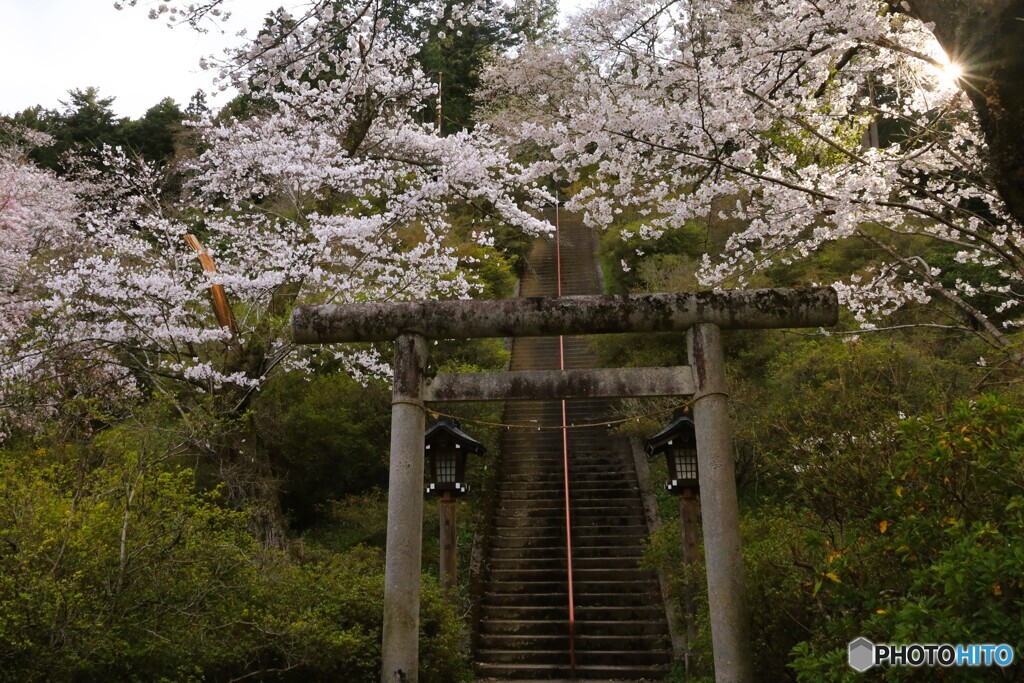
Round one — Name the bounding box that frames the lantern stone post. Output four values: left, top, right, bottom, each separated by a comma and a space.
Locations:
439, 492, 457, 592
646, 412, 702, 676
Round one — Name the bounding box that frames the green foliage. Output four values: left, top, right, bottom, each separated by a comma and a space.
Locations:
215, 544, 470, 683
788, 396, 1024, 681
927, 244, 1018, 328
740, 506, 822, 678
488, 219, 536, 279
3, 87, 186, 172
633, 338, 1020, 680
594, 190, 1024, 679
0, 427, 472, 682
505, 0, 559, 43
416, 0, 556, 133
0, 433, 258, 681
445, 213, 521, 300
641, 518, 713, 674
118, 98, 186, 163
737, 336, 980, 515
598, 214, 708, 293
304, 490, 391, 552
254, 372, 392, 529
57, 87, 119, 151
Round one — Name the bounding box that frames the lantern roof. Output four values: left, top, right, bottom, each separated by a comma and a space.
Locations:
644, 412, 696, 458
425, 417, 487, 455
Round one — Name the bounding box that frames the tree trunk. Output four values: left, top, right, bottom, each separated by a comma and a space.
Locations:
217, 433, 289, 550
904, 1, 1024, 226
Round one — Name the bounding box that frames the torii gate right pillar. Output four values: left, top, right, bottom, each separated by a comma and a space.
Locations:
688, 322, 753, 682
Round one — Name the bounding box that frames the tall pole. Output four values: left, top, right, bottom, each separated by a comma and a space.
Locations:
439, 491, 457, 593
381, 333, 428, 683
687, 323, 753, 682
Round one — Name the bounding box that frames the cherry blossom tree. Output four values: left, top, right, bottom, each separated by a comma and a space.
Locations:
483, 0, 1023, 364
0, 129, 135, 438
4, 3, 547, 528
6, 0, 544, 417
3, 0, 550, 543
0, 130, 76, 338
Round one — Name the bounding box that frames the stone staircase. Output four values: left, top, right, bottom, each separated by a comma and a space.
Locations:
475, 213, 672, 680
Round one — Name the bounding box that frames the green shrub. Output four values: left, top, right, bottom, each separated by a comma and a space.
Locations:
254, 372, 392, 529
0, 431, 472, 682
789, 396, 1024, 681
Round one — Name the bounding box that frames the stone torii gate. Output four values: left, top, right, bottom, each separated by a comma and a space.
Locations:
291, 287, 839, 683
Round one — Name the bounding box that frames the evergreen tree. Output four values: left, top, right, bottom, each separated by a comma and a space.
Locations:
119, 97, 185, 162
57, 87, 119, 152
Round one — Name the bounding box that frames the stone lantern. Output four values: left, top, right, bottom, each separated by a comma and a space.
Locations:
645, 412, 699, 495
424, 417, 485, 592
424, 417, 485, 496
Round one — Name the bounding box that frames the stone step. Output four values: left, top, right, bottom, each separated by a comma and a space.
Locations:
489, 531, 644, 549
479, 618, 668, 639
480, 619, 569, 636
490, 556, 643, 571
483, 588, 663, 608
499, 488, 640, 501
500, 474, 640, 486
572, 592, 666, 608
476, 647, 672, 666
478, 634, 571, 651
484, 580, 568, 596
481, 618, 671, 643
570, 524, 652, 537
492, 519, 566, 532
500, 456, 631, 466
496, 499, 642, 511
571, 514, 649, 526
497, 480, 639, 492
489, 527, 649, 542
476, 662, 671, 681
501, 455, 623, 462
494, 506, 645, 520
486, 568, 569, 583
491, 515, 650, 531
491, 544, 644, 560
482, 604, 667, 621
575, 619, 668, 637
493, 502, 646, 514
487, 565, 655, 582
482, 594, 567, 611
478, 218, 671, 682
479, 632, 669, 653
500, 475, 640, 486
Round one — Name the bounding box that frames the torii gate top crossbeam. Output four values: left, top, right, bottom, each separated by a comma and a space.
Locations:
291, 287, 838, 344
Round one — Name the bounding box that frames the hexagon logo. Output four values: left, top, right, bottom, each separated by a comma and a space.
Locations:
848, 637, 875, 672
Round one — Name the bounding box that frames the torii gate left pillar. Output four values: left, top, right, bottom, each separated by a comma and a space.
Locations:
380, 333, 428, 682
292, 287, 839, 683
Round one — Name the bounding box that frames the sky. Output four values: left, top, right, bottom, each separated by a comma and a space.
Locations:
1, 0, 591, 119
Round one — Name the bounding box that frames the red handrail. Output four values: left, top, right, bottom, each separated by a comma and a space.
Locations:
555, 198, 576, 675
